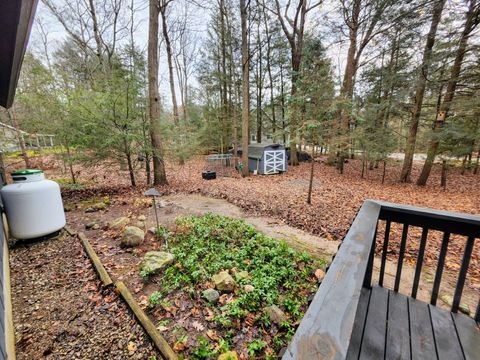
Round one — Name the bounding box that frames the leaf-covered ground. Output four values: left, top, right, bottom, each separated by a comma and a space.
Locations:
7, 153, 479, 358
51, 155, 479, 289
10, 231, 160, 360
11, 152, 478, 288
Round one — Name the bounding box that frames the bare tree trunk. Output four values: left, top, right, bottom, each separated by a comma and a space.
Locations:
382, 160, 386, 184
65, 143, 76, 184
240, 0, 250, 176
219, 0, 229, 152
280, 64, 286, 145
120, 87, 137, 190
288, 51, 301, 166
148, 0, 168, 185
145, 155, 151, 185
182, 57, 188, 122
474, 150, 479, 174
461, 154, 468, 175
417, 0, 479, 186
255, 10, 263, 144
337, 0, 391, 172
174, 54, 186, 121
287, 51, 301, 166
160, 1, 179, 124
440, 160, 447, 189
273, 0, 315, 166
400, 0, 445, 182
337, 0, 361, 173
141, 112, 152, 185
227, 17, 238, 156
172, 11, 190, 124
263, 3, 276, 142
7, 106, 30, 168
361, 150, 366, 178
307, 147, 315, 205
87, 0, 103, 62
125, 148, 136, 187
256, 53, 262, 143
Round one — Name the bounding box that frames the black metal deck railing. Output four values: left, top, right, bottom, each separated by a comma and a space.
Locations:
282, 200, 480, 360
370, 202, 480, 318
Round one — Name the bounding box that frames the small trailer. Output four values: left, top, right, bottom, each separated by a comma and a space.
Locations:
248, 143, 287, 175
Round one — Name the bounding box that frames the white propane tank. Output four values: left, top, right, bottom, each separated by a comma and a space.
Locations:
1, 169, 66, 239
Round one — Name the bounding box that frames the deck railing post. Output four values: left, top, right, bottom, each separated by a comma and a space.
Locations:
476, 299, 480, 322
394, 224, 409, 292
363, 223, 377, 288
378, 220, 391, 287
411, 227, 429, 299
452, 236, 475, 313
431, 232, 450, 305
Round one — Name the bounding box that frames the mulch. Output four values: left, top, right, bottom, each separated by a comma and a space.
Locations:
9, 231, 159, 360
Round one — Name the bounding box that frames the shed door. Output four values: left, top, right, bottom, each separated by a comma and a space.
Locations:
264, 150, 285, 174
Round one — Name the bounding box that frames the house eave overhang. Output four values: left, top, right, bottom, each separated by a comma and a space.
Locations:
0, 0, 39, 109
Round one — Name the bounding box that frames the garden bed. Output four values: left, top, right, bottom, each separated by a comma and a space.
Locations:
142, 214, 324, 359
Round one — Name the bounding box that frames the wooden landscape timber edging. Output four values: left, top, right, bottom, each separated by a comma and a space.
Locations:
72, 230, 177, 359
77, 232, 113, 287
116, 281, 178, 360
64, 226, 77, 237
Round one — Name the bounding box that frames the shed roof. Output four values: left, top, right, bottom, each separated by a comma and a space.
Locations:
0, 0, 39, 109
248, 143, 283, 160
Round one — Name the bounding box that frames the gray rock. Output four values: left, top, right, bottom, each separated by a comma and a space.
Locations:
212, 271, 236, 292
244, 285, 255, 293
147, 227, 157, 235
121, 226, 144, 248
135, 221, 146, 230
140, 251, 175, 274
159, 200, 166, 208
235, 271, 249, 281
85, 202, 107, 213
92, 223, 100, 230
85, 221, 97, 229
264, 305, 287, 324
137, 215, 146, 221
202, 288, 220, 303
109, 217, 129, 229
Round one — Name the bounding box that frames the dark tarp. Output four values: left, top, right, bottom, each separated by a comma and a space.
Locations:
0, 0, 38, 109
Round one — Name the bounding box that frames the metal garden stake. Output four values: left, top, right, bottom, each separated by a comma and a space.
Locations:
144, 188, 163, 244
